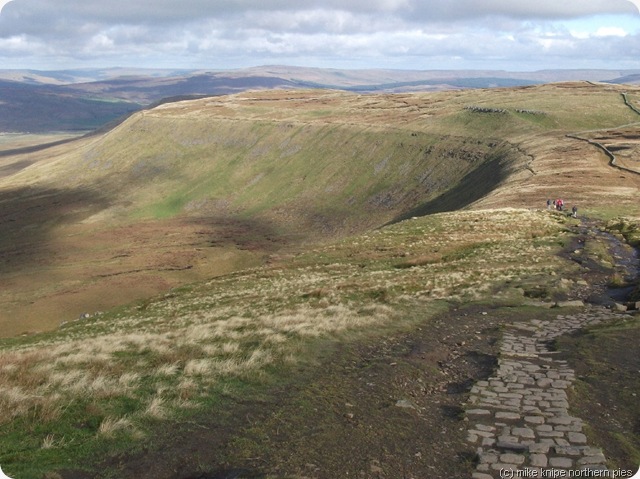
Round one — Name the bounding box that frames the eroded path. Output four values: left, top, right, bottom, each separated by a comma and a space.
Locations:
466, 307, 623, 478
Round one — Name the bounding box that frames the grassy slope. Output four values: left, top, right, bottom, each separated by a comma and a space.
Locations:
0, 82, 638, 331
7, 83, 640, 227
0, 83, 639, 476
0, 208, 583, 478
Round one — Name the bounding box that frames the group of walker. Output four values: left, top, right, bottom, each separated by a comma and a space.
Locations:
547, 198, 578, 218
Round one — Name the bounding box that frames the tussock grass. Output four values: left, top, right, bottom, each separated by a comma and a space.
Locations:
97, 416, 134, 438
0, 208, 579, 476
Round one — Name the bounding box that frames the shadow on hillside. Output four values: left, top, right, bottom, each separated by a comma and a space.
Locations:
183, 214, 303, 254
0, 159, 37, 179
0, 137, 81, 159
0, 186, 109, 273
387, 154, 510, 224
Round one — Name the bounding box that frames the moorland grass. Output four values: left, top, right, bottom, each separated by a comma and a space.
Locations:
0, 208, 582, 478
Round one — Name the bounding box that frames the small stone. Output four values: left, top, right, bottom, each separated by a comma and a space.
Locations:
549, 457, 573, 468
530, 453, 548, 467
577, 454, 607, 465
529, 443, 550, 454
395, 399, 417, 409
614, 303, 627, 312
496, 441, 527, 451
475, 424, 496, 432
556, 300, 584, 308
512, 427, 536, 439
478, 453, 499, 464
524, 416, 545, 424
555, 446, 582, 456
467, 409, 492, 416
538, 431, 564, 438
500, 453, 525, 465
495, 412, 520, 420
567, 432, 587, 444
548, 417, 573, 425
469, 429, 495, 438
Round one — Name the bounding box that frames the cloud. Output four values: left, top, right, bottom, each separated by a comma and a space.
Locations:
595, 26, 629, 36
0, 0, 639, 70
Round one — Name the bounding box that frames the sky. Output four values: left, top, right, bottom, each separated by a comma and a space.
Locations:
0, 0, 639, 72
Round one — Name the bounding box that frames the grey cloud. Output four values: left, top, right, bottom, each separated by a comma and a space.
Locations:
404, 0, 636, 22
0, 0, 638, 70
2, 0, 636, 32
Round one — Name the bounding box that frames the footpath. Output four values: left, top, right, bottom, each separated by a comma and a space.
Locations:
465, 307, 633, 479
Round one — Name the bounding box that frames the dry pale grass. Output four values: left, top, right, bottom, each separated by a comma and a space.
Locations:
97, 416, 134, 438
144, 396, 167, 419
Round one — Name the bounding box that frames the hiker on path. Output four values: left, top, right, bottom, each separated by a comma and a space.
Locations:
547, 199, 551, 210
572, 205, 578, 218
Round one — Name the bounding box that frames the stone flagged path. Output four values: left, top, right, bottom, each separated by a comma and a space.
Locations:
465, 307, 623, 479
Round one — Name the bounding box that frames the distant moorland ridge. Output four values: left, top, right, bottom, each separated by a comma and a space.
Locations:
1, 65, 640, 133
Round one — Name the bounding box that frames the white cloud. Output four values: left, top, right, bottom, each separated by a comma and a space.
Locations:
595, 26, 629, 37
0, 0, 639, 70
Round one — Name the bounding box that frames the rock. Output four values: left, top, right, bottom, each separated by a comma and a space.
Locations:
496, 440, 527, 451
613, 303, 627, 312
555, 300, 584, 308
524, 416, 545, 424
499, 453, 525, 465
395, 399, 416, 409
577, 453, 607, 465
478, 452, 499, 464
567, 432, 587, 444
511, 427, 535, 439
495, 411, 520, 420
530, 453, 548, 467
467, 409, 492, 416
529, 443, 550, 454
549, 457, 573, 468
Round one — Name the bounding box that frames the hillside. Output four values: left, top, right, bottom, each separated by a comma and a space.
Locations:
0, 82, 639, 478
1, 82, 640, 337
0, 79, 141, 133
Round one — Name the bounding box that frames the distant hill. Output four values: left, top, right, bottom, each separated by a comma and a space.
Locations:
2, 66, 640, 133
607, 73, 640, 85
0, 80, 142, 133
0, 74, 299, 133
